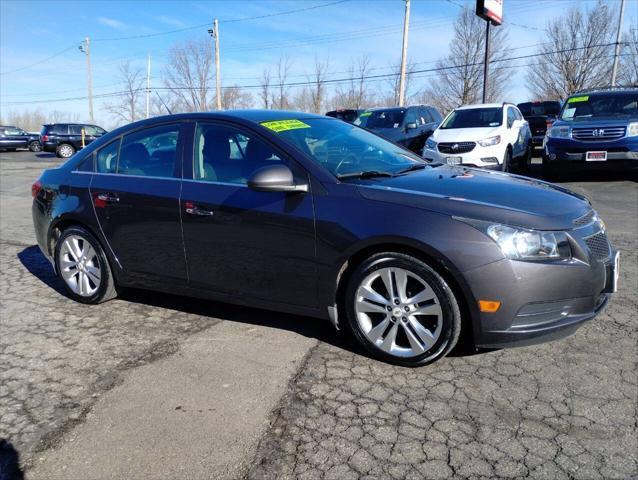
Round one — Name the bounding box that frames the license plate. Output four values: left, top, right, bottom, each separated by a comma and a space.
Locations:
446, 156, 462, 165
586, 151, 607, 161
604, 251, 620, 293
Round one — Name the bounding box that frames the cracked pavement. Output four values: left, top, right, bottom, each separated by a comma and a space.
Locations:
1, 151, 636, 479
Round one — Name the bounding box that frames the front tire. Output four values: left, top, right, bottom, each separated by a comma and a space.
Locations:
501, 148, 512, 172
56, 143, 75, 158
55, 226, 117, 304
344, 252, 461, 367
29, 141, 42, 152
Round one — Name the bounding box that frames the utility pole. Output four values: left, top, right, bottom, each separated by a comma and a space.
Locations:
397, 0, 410, 107
611, 0, 626, 87
146, 54, 151, 118
482, 21, 491, 103
79, 37, 94, 122
208, 19, 222, 110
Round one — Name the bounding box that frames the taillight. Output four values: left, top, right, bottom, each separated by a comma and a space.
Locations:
32, 180, 42, 199
42, 135, 49, 142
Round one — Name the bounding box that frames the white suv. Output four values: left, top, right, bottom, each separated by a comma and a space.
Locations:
422, 103, 532, 172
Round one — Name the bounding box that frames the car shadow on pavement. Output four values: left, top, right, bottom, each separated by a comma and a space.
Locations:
524, 164, 637, 183
34, 153, 56, 159
17, 245, 487, 362
0, 439, 24, 480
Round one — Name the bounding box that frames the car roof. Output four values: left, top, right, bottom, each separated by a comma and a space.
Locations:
569, 89, 638, 97
456, 103, 504, 110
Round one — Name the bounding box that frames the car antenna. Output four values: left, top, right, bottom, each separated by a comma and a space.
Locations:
154, 91, 172, 115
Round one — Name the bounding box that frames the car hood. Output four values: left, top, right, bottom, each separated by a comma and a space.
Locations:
366, 127, 406, 142
432, 127, 501, 143
351, 166, 590, 230
553, 115, 637, 127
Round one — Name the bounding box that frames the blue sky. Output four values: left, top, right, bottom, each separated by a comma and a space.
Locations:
1, 0, 636, 127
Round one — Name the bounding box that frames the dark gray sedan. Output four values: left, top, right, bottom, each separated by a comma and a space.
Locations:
32, 110, 618, 366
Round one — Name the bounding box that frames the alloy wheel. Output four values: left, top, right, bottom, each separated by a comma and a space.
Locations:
29, 142, 42, 152
58, 235, 101, 296
354, 267, 443, 358
58, 145, 74, 158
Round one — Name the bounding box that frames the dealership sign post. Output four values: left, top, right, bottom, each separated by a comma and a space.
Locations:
476, 0, 503, 103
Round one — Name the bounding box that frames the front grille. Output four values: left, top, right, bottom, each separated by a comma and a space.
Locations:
584, 231, 611, 261
572, 126, 626, 141
573, 210, 596, 227
438, 142, 476, 154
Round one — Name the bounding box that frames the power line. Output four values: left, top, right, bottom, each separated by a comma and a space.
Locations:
91, 0, 351, 42
3, 42, 626, 106
0, 44, 79, 76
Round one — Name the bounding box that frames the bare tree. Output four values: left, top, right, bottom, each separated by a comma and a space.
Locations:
380, 59, 417, 106
104, 61, 145, 124
309, 56, 329, 113
222, 85, 254, 110
423, 7, 511, 114
163, 38, 213, 112
619, 28, 638, 86
260, 67, 272, 109
332, 55, 374, 109
273, 55, 293, 109
526, 0, 615, 99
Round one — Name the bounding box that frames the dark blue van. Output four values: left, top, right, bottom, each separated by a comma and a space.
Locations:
542, 88, 637, 175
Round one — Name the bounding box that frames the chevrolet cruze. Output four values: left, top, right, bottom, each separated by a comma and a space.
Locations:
32, 111, 618, 366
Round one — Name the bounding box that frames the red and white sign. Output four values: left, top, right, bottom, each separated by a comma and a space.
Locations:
476, 0, 503, 25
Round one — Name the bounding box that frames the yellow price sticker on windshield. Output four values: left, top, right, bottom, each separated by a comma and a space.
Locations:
261, 119, 310, 133
359, 111, 372, 117
568, 95, 589, 103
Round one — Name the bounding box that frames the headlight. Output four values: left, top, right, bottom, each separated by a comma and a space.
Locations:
425, 137, 437, 149
547, 125, 571, 138
477, 135, 501, 147
456, 218, 571, 261
628, 122, 638, 137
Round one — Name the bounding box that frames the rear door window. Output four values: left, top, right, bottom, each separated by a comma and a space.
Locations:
118, 124, 181, 178
96, 139, 120, 174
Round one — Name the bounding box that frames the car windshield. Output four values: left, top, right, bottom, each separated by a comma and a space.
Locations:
517, 102, 561, 117
560, 93, 638, 120
261, 118, 425, 178
356, 109, 406, 129
440, 108, 503, 129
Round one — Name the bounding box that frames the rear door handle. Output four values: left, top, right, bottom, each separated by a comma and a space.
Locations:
96, 193, 120, 203
184, 201, 214, 217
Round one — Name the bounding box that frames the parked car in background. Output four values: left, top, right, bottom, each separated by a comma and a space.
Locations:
325, 109, 364, 124
423, 103, 532, 172
355, 105, 442, 155
40, 123, 107, 158
543, 88, 638, 175
0, 126, 41, 152
517, 100, 561, 149
32, 110, 617, 366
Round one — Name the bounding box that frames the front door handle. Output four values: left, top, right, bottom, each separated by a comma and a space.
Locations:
184, 201, 214, 217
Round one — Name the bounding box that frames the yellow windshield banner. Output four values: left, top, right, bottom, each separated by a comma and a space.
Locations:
359, 111, 372, 117
261, 119, 311, 133
568, 95, 589, 103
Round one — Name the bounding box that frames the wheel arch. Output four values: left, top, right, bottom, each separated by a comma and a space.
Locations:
333, 239, 479, 347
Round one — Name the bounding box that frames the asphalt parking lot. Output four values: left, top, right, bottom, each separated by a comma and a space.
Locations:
0, 150, 636, 479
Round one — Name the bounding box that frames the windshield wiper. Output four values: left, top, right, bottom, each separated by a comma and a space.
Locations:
396, 163, 427, 174
337, 170, 394, 180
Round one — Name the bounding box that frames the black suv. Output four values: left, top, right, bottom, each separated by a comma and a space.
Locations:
0, 126, 41, 152
517, 101, 561, 149
41, 123, 107, 158
325, 109, 364, 124
355, 105, 442, 155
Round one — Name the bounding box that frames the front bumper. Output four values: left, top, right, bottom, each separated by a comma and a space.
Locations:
544, 136, 638, 164
423, 143, 505, 169
461, 223, 616, 349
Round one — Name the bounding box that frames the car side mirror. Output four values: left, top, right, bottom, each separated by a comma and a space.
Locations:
247, 164, 308, 193
405, 122, 417, 130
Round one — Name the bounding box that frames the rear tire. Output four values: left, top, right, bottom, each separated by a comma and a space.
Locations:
55, 226, 117, 304
56, 143, 75, 158
29, 141, 42, 152
344, 252, 461, 367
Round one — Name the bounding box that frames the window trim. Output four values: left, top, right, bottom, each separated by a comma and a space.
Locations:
95, 137, 122, 174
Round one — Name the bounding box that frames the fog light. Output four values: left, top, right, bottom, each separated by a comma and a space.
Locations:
481, 157, 498, 163
479, 300, 501, 312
